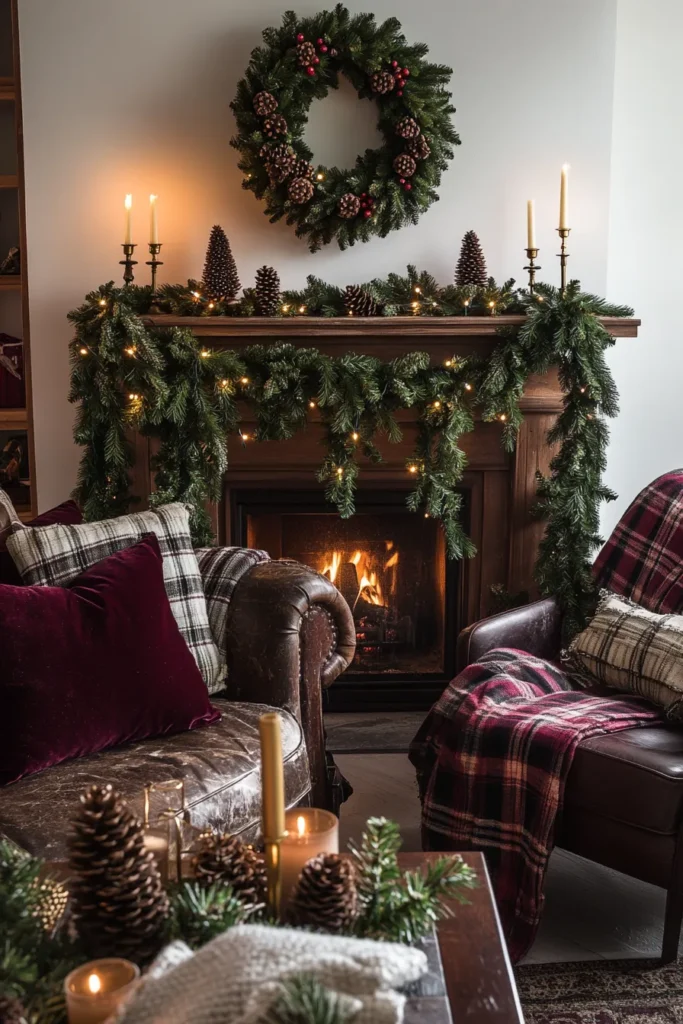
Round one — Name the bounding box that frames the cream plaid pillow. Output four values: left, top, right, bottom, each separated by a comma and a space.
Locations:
6, 503, 226, 694
568, 591, 683, 719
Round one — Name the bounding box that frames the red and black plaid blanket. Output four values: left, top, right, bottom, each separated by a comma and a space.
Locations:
409, 649, 660, 962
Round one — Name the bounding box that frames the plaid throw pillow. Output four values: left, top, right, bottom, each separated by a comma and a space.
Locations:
567, 591, 683, 719
6, 503, 226, 694
196, 546, 270, 665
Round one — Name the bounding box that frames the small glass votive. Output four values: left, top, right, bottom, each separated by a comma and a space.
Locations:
143, 825, 169, 883
280, 807, 339, 908
64, 958, 140, 1024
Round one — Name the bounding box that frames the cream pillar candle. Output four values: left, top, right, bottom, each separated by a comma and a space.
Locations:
559, 165, 569, 230
149, 194, 159, 244
259, 712, 286, 842
64, 959, 140, 1024
124, 194, 133, 244
280, 807, 339, 906
526, 199, 536, 249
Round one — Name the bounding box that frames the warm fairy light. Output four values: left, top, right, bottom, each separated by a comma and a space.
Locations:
489, 301, 495, 309
464, 383, 473, 391
424, 512, 430, 518
240, 376, 249, 384
414, 286, 421, 294
87, 973, 102, 995
192, 291, 201, 299
537, 295, 544, 302
408, 464, 418, 474
125, 346, 136, 356
351, 431, 359, 441
348, 310, 353, 316
433, 400, 441, 409
220, 379, 230, 388
282, 304, 290, 312
298, 305, 306, 314
580, 386, 586, 393
336, 467, 343, 476
432, 301, 438, 307
309, 400, 316, 408
463, 300, 470, 308
99, 299, 107, 307
499, 413, 507, 422
79, 347, 88, 356
411, 301, 419, 309
444, 359, 453, 367
241, 431, 251, 441
316, 172, 325, 181
200, 349, 210, 358
208, 302, 215, 309
128, 393, 140, 401
297, 815, 307, 837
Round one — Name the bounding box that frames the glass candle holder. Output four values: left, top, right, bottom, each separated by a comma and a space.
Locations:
64, 958, 140, 1024
280, 807, 339, 908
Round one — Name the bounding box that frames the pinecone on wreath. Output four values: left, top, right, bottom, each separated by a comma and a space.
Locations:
294, 159, 315, 180
202, 225, 241, 301
263, 143, 297, 184
67, 784, 169, 964
393, 153, 417, 178
370, 70, 395, 95
406, 135, 431, 161
287, 853, 358, 933
0, 994, 27, 1024
455, 230, 488, 287
195, 832, 267, 905
296, 40, 317, 66
253, 91, 278, 116
263, 114, 288, 138
338, 193, 361, 220
343, 284, 381, 317
254, 265, 281, 316
288, 176, 314, 204
395, 116, 420, 139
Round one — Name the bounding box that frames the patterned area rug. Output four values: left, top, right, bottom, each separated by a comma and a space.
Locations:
516, 959, 683, 1023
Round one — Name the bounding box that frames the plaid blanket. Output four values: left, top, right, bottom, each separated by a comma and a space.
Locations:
409, 649, 661, 962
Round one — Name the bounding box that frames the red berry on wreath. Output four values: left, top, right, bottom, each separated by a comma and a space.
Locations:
316, 37, 324, 45
320, 44, 328, 53
404, 182, 412, 191
297, 32, 304, 41
307, 66, 315, 76
313, 56, 320, 64
363, 209, 372, 218
361, 192, 367, 198
402, 68, 410, 76
391, 60, 398, 67
397, 90, 403, 96
399, 178, 405, 185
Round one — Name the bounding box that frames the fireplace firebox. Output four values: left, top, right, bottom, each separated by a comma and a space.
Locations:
233, 490, 463, 710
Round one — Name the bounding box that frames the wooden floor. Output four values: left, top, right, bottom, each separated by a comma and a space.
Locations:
336, 752, 672, 964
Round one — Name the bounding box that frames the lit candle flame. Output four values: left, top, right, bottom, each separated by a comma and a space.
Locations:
297, 815, 307, 837
124, 194, 132, 211
87, 973, 102, 995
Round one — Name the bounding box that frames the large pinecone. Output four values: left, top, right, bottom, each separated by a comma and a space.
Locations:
202, 224, 241, 301
263, 114, 288, 138
393, 153, 417, 178
338, 193, 361, 220
296, 40, 316, 66
343, 284, 381, 317
288, 854, 358, 934
395, 116, 421, 139
406, 135, 431, 161
370, 71, 395, 95
194, 832, 267, 905
254, 265, 281, 316
0, 994, 26, 1024
253, 91, 278, 116
262, 143, 297, 184
294, 159, 315, 180
456, 230, 488, 287
67, 785, 169, 964
288, 176, 314, 204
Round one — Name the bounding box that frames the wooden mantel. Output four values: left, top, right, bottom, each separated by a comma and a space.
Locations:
131, 314, 639, 635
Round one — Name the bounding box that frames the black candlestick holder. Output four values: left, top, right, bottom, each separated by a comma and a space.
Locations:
524, 247, 540, 293
557, 228, 570, 294
146, 243, 163, 293
120, 243, 137, 286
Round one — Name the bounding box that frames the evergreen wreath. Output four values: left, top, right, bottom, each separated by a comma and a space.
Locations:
230, 5, 459, 252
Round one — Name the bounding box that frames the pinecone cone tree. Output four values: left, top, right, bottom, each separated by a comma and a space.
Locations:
296, 41, 317, 66
338, 193, 361, 220
194, 832, 267, 905
254, 266, 281, 316
0, 994, 26, 1024
406, 135, 431, 161
288, 177, 314, 204
67, 785, 169, 964
253, 91, 278, 116
343, 284, 381, 317
455, 230, 488, 287
370, 71, 395, 95
202, 225, 241, 301
395, 116, 420, 139
393, 153, 417, 178
288, 853, 358, 933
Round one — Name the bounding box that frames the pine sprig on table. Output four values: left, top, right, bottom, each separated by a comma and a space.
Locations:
262, 975, 354, 1024
168, 881, 260, 950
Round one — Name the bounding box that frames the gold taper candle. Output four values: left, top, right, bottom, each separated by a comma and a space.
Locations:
259, 712, 286, 841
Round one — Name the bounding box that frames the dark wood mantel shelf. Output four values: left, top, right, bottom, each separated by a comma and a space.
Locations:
143, 314, 640, 339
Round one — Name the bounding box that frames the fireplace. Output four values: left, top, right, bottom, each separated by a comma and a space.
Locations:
233, 490, 462, 709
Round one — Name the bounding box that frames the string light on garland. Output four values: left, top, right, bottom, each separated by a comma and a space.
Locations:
125, 346, 136, 357
99, 299, 107, 308
200, 349, 210, 358
79, 347, 88, 356
309, 400, 317, 409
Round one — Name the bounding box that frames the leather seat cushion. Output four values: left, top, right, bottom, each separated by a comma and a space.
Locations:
565, 722, 683, 835
0, 700, 310, 861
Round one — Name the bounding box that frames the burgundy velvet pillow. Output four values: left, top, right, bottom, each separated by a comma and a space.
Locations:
0, 533, 220, 785
0, 499, 83, 585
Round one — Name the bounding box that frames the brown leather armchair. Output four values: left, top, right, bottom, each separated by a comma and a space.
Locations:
456, 597, 683, 963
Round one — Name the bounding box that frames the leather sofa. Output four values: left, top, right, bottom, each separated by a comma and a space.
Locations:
0, 557, 356, 862
455, 597, 683, 963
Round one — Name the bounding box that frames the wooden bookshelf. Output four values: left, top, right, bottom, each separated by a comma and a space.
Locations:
0, 1, 37, 518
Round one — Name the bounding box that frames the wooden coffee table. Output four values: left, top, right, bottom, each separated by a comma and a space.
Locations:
398, 852, 524, 1024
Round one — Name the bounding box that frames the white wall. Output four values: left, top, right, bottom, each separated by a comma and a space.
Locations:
17, 0, 617, 511
602, 0, 683, 536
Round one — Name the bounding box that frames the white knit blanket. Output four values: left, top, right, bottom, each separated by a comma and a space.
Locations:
115, 924, 427, 1024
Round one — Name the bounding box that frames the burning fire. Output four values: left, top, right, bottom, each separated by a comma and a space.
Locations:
321, 548, 399, 609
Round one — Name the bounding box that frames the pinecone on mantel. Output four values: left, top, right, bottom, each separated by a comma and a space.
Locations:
254, 265, 281, 316
343, 284, 382, 317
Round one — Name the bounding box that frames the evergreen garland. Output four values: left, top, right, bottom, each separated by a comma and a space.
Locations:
68, 273, 632, 628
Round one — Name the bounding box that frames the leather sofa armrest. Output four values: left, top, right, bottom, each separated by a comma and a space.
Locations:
456, 597, 563, 673
224, 559, 356, 809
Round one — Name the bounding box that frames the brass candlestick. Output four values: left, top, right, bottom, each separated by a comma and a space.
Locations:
120, 243, 137, 286
557, 228, 570, 294
146, 243, 163, 293
263, 835, 284, 918
524, 247, 540, 293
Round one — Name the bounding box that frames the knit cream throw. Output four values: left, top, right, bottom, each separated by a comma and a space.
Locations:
115, 924, 427, 1024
